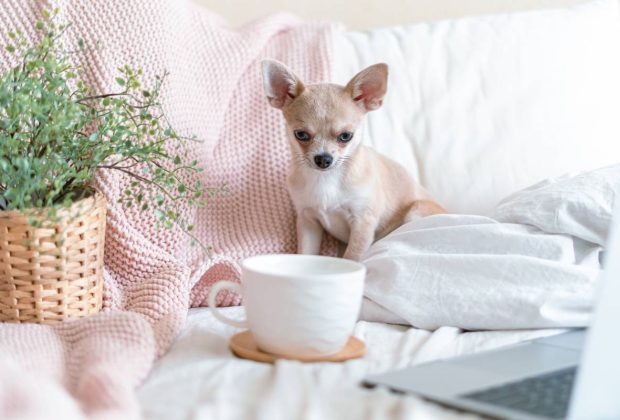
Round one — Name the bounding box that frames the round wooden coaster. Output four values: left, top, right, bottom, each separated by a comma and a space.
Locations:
229, 330, 365, 363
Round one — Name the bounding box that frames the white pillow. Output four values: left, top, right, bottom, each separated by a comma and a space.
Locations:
495, 164, 620, 246
332, 0, 620, 215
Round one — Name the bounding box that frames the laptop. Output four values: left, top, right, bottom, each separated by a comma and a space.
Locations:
363, 212, 620, 419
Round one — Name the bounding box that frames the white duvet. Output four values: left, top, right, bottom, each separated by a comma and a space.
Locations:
362, 165, 619, 329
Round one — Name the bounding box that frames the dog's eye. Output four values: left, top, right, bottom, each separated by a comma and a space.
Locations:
337, 131, 354, 143
294, 130, 311, 141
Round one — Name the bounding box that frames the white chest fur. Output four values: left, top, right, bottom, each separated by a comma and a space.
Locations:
289, 167, 369, 243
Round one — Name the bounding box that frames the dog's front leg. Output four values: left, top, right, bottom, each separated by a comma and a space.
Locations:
343, 217, 376, 261
296, 211, 323, 255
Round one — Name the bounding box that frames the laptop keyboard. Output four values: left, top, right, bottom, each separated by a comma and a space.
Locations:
462, 366, 577, 419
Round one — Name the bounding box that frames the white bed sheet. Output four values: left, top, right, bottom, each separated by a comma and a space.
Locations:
138, 307, 563, 420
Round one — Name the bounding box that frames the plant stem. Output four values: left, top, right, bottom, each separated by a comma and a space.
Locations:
97, 165, 178, 202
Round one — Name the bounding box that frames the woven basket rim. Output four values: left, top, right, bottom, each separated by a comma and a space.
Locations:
0, 189, 106, 221
0, 188, 107, 324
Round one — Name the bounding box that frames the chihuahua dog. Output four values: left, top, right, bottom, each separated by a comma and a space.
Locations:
262, 60, 446, 261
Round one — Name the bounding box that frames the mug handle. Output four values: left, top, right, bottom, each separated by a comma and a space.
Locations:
207, 281, 248, 329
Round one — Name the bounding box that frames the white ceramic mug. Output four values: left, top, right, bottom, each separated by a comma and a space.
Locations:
207, 254, 366, 358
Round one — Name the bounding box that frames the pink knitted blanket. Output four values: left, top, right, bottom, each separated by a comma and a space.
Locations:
0, 1, 333, 418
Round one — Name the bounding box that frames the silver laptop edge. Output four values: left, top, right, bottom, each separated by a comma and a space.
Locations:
568, 208, 620, 419
363, 208, 620, 420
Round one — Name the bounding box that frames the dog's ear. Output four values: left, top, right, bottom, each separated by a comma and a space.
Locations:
345, 63, 388, 111
261, 59, 305, 109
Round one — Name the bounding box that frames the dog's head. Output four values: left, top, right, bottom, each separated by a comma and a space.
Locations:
261, 60, 388, 171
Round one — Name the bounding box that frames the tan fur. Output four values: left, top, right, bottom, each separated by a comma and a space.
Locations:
262, 60, 446, 261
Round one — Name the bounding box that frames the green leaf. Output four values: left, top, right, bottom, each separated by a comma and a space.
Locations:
35, 21, 44, 30
115, 77, 125, 86
5, 45, 15, 53
173, 155, 181, 165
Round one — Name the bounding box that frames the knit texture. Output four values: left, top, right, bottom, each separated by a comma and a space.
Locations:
0, 0, 334, 418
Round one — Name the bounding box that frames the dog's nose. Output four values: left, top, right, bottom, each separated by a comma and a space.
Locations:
313, 153, 333, 169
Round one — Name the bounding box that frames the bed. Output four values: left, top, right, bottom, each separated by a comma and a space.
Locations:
1, 1, 618, 419
137, 1, 620, 418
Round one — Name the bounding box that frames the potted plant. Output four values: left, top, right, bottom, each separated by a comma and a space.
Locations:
0, 9, 208, 324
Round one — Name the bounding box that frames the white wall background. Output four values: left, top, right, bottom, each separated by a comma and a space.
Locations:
193, 0, 587, 30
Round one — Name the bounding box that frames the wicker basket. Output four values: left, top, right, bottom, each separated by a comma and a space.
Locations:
0, 192, 106, 324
